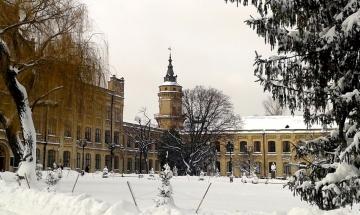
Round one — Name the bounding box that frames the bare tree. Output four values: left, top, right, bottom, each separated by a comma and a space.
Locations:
160, 86, 242, 175
125, 108, 160, 174
262, 96, 284, 116
0, 0, 89, 181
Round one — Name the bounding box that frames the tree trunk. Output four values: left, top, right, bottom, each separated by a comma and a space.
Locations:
0, 41, 36, 181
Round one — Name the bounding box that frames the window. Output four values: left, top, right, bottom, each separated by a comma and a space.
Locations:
95, 128, 101, 143
268, 141, 276, 153
63, 151, 71, 167
85, 127, 91, 142
155, 160, 159, 171
105, 130, 111, 144
114, 156, 119, 169
106, 106, 111, 120
76, 153, 81, 168
64, 122, 72, 137
48, 118, 57, 135
127, 158, 132, 171
36, 148, 40, 163
282, 141, 291, 153
283, 162, 291, 175
240, 141, 247, 153
227, 161, 232, 172
127, 138, 132, 148
114, 131, 120, 145
216, 161, 221, 172
215, 141, 220, 152
149, 159, 153, 170
105, 155, 111, 169
154, 142, 158, 151
134, 141, 139, 149
85, 153, 91, 169
77, 126, 81, 140
226, 142, 234, 153
47, 150, 55, 167
115, 108, 122, 122
254, 141, 261, 153
95, 154, 101, 170
135, 158, 140, 172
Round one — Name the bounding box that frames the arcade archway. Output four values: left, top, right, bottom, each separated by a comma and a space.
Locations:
0, 141, 12, 171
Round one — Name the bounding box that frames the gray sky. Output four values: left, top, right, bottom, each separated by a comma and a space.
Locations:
85, 0, 274, 123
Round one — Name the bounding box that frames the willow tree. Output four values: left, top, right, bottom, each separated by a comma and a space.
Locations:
0, 0, 104, 181
226, 0, 360, 210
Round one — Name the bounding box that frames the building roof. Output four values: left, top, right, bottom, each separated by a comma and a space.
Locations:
240, 115, 329, 131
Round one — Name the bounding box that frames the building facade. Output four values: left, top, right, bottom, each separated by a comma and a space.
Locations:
0, 54, 328, 178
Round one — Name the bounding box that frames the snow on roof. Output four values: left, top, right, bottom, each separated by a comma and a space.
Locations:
160, 81, 180, 86
241, 115, 327, 130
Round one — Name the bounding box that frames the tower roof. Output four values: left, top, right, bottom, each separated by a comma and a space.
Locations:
164, 53, 177, 82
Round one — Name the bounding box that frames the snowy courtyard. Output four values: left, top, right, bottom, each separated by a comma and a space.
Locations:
0, 171, 358, 215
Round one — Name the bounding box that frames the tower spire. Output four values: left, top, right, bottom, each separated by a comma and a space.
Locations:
164, 47, 177, 82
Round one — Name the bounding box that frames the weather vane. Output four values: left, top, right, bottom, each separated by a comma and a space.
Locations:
168, 47, 172, 57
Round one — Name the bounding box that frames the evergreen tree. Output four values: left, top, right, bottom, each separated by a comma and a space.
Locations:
226, 0, 360, 210
155, 163, 174, 207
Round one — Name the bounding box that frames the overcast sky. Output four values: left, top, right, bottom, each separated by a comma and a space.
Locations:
85, 0, 275, 123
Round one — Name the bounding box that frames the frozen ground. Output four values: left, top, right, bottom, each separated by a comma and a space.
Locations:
0, 171, 359, 214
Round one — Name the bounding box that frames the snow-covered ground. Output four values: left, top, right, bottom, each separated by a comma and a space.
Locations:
0, 171, 358, 214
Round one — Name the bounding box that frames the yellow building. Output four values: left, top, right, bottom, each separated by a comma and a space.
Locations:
0, 53, 328, 178
214, 116, 326, 178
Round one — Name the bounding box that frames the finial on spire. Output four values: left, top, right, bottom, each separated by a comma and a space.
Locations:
168, 47, 172, 62
164, 47, 177, 83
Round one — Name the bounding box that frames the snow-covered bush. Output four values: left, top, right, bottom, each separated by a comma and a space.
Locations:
155, 163, 174, 207
241, 173, 248, 183
173, 166, 178, 176
45, 170, 60, 192
148, 168, 155, 180
57, 168, 62, 179
102, 166, 109, 178
199, 170, 205, 181
215, 168, 220, 177
36, 163, 43, 181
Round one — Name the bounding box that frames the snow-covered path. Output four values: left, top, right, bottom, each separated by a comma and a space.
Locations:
0, 171, 359, 214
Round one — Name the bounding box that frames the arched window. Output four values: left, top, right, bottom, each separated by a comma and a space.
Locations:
76, 153, 81, 169
283, 162, 291, 176
215, 141, 220, 153
105, 155, 111, 169
282, 141, 291, 153
240, 141, 247, 153
95, 154, 101, 170
268, 141, 276, 153
148, 159, 153, 170
216, 161, 221, 172
226, 142, 234, 153
114, 156, 119, 169
47, 150, 55, 167
63, 151, 71, 167
227, 161, 232, 173
85, 153, 91, 169
127, 158, 132, 172
253, 141, 261, 152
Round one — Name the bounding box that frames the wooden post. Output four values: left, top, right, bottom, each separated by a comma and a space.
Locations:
127, 181, 140, 211
24, 174, 30, 189
196, 183, 212, 214
71, 173, 80, 193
